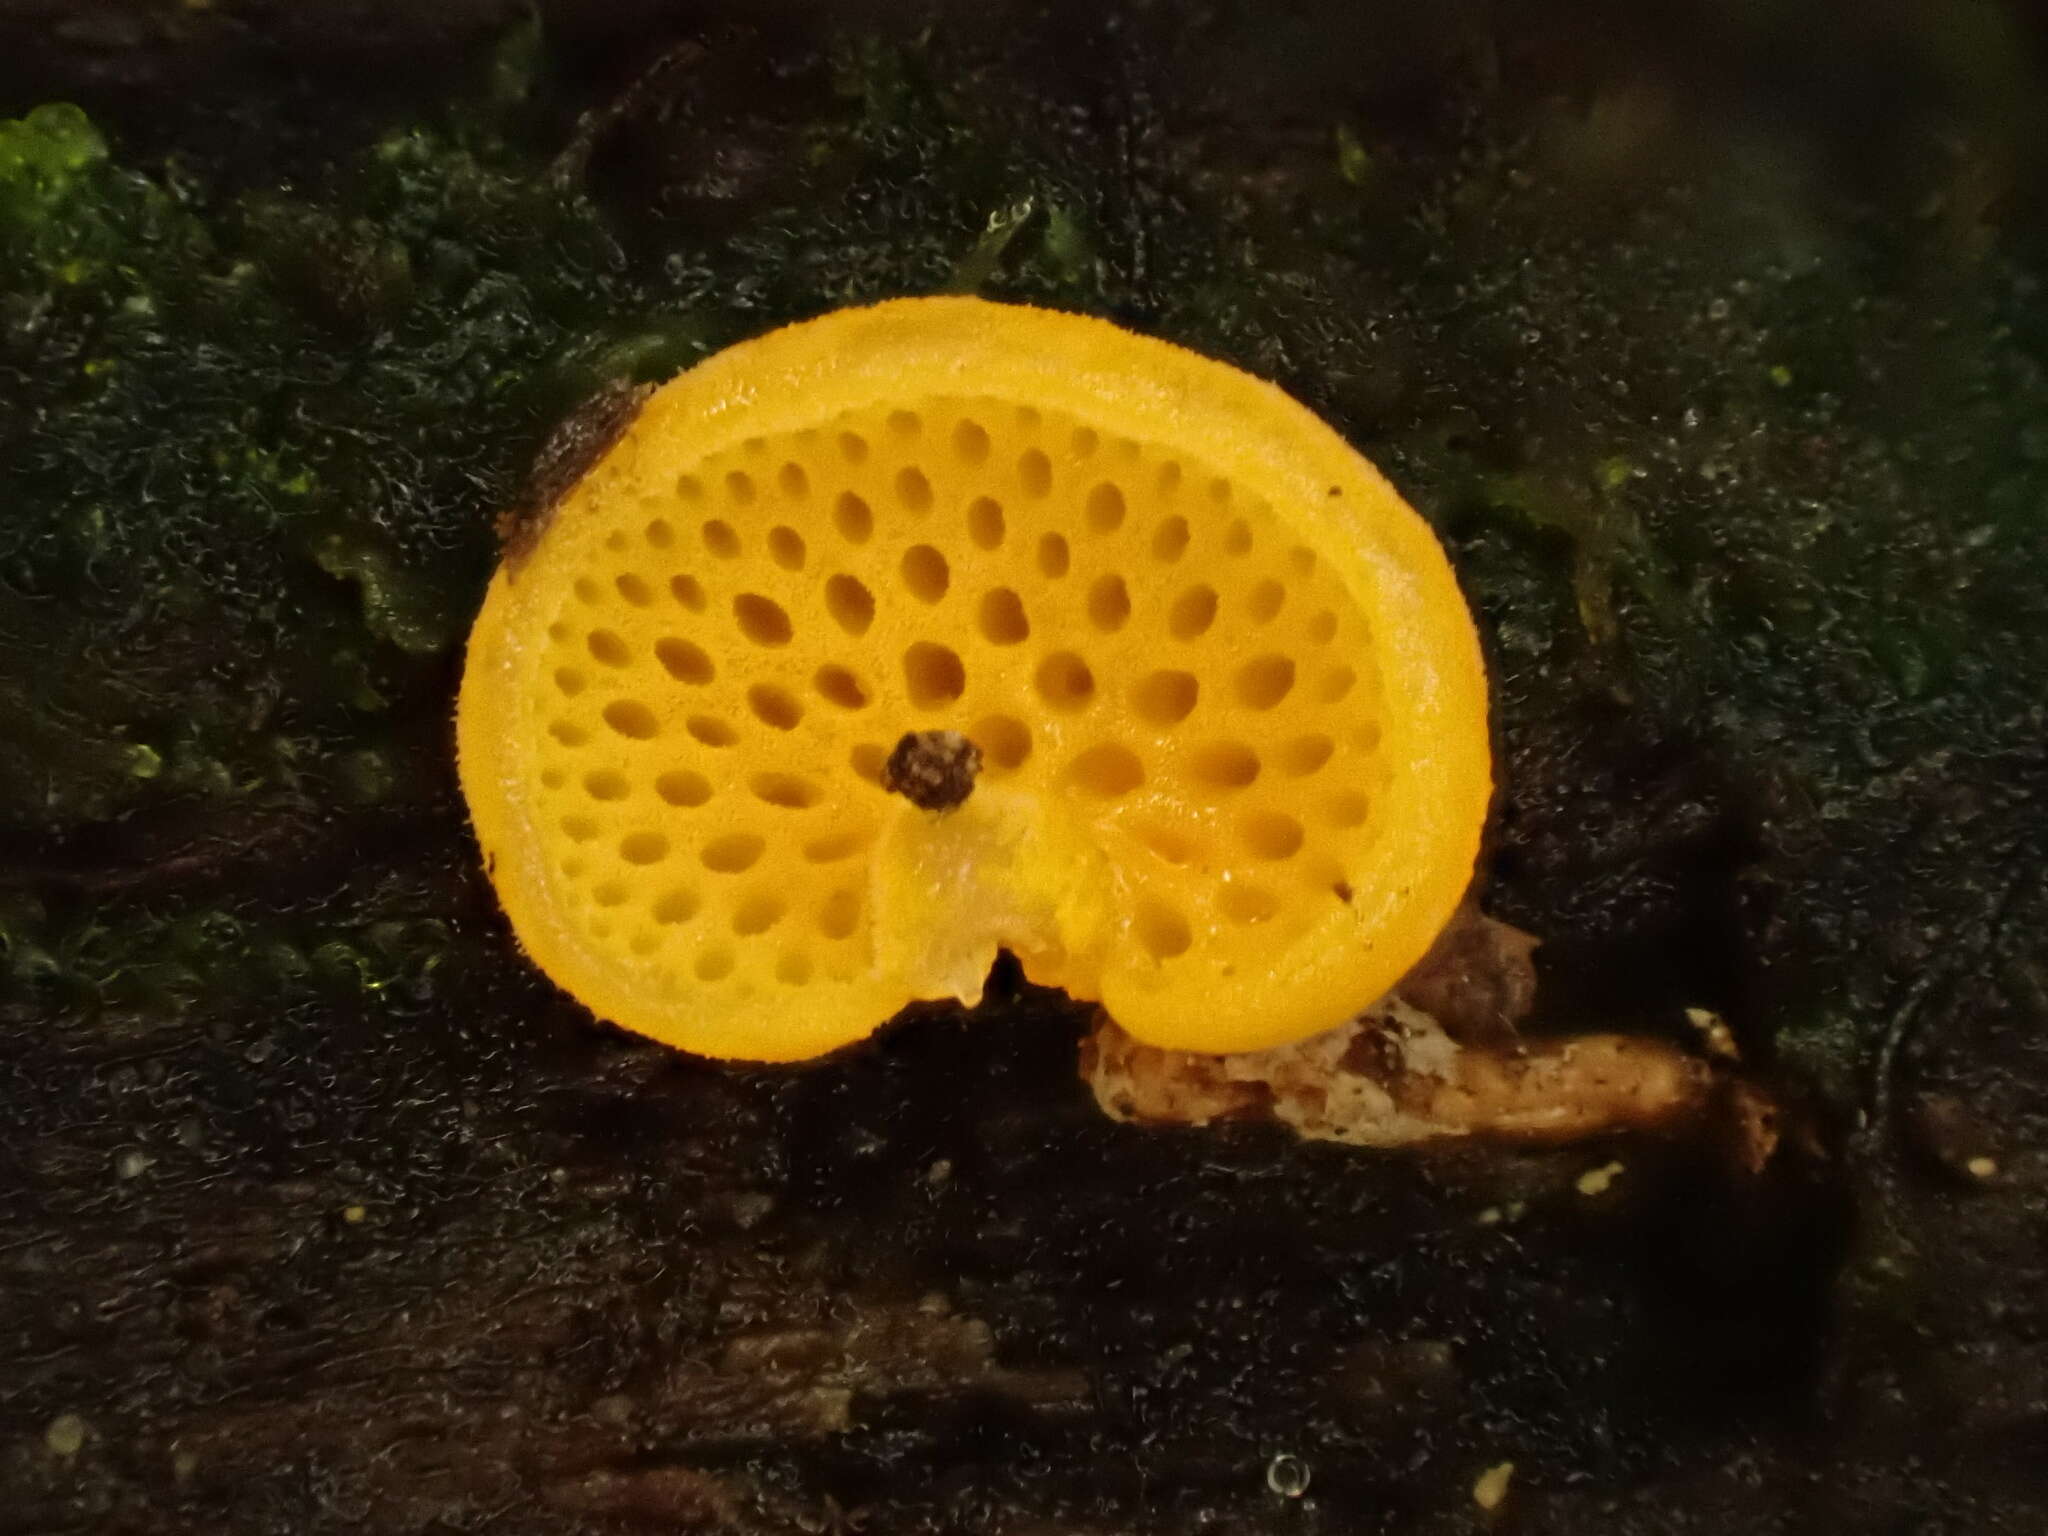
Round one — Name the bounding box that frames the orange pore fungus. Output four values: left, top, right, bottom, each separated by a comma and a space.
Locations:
457, 298, 1491, 1062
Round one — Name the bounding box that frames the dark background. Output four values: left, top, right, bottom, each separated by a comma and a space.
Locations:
2, 2, 2046, 1531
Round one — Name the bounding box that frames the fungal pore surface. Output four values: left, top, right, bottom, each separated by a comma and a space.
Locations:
458, 298, 1490, 1061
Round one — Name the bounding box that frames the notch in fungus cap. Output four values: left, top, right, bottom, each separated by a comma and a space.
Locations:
457, 298, 1491, 1062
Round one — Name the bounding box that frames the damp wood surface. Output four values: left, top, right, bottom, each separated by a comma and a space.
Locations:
4, 3, 2048, 1533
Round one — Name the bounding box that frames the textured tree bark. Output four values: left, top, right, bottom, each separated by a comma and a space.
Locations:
4, 5, 2048, 1535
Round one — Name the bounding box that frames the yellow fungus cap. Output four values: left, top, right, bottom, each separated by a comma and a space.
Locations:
457, 297, 1491, 1061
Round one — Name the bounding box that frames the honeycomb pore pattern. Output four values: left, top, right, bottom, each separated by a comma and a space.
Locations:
524, 394, 1394, 1002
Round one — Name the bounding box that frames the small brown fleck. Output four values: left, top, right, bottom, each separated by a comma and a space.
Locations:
1910, 1092, 2001, 1183
1338, 1027, 1402, 1083
882, 730, 982, 812
1396, 903, 1540, 1048
496, 379, 653, 576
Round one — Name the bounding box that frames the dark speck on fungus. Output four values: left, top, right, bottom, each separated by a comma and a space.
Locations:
882, 729, 983, 812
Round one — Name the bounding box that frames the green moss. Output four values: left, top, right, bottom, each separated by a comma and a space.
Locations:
314, 535, 455, 657
946, 196, 1036, 292
2, 21, 2046, 1124
1039, 204, 1097, 287
0, 103, 108, 269
1333, 122, 1373, 188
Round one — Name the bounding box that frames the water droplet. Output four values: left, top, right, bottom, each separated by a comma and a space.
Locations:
1266, 1453, 1310, 1498
45, 1413, 89, 1458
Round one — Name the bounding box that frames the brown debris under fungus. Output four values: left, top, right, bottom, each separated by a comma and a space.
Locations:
1084, 906, 1766, 1152
1393, 899, 1543, 1049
